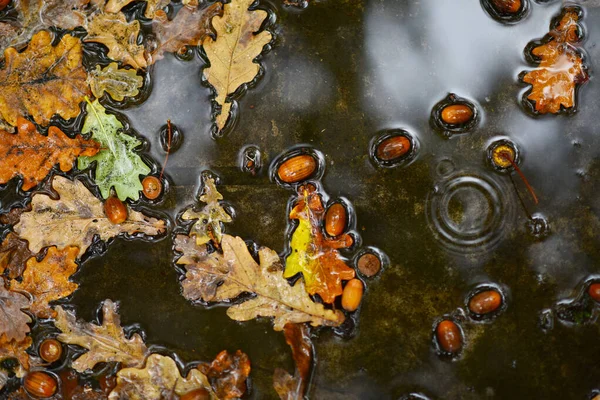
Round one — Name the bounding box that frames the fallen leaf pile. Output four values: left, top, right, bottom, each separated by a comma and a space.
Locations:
522, 7, 588, 114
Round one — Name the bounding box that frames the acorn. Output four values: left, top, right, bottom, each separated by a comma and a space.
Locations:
277, 154, 317, 183
492, 0, 521, 14
24, 371, 58, 398
142, 176, 162, 200
376, 135, 411, 161
180, 388, 211, 400
39, 339, 62, 363
468, 290, 502, 315
435, 320, 462, 353
357, 253, 381, 277
440, 104, 474, 125
325, 203, 347, 237
588, 283, 600, 302
0, 0, 9, 11
342, 279, 364, 312
104, 196, 128, 224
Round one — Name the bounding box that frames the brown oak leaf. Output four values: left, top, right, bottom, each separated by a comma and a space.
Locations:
55, 299, 148, 372
14, 176, 166, 258
0, 233, 33, 279
10, 246, 79, 319
175, 233, 345, 331
0, 30, 91, 127
0, 335, 32, 372
198, 350, 251, 399
105, 0, 169, 19
148, 2, 223, 65
0, 278, 31, 342
0, 117, 99, 191
522, 8, 588, 114
273, 323, 313, 400
85, 12, 148, 69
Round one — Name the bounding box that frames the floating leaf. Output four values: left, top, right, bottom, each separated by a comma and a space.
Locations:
0, 117, 99, 191
85, 12, 147, 70
181, 177, 232, 246
0, 233, 34, 279
202, 0, 272, 132
273, 323, 313, 400
55, 299, 148, 372
149, 3, 223, 64
0, 278, 31, 342
10, 246, 79, 319
0, 31, 90, 127
105, 0, 169, 19
198, 350, 251, 400
88, 63, 144, 102
175, 234, 345, 331
78, 99, 151, 201
0, 336, 32, 372
284, 185, 355, 304
14, 176, 165, 258
522, 8, 588, 114
108, 353, 216, 400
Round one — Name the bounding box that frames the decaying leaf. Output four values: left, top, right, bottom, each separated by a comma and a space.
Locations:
198, 350, 251, 400
202, 0, 272, 132
0, 117, 100, 191
0, 278, 31, 342
0, 233, 34, 279
0, 30, 90, 127
108, 353, 216, 400
284, 185, 355, 304
522, 8, 588, 114
55, 299, 148, 372
273, 323, 313, 400
0, 335, 32, 372
148, 3, 223, 64
85, 12, 148, 70
175, 233, 345, 331
88, 63, 144, 102
105, 0, 169, 19
181, 177, 232, 246
77, 99, 151, 201
14, 176, 165, 258
10, 246, 79, 319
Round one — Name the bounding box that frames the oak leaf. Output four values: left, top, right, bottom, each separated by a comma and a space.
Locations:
14, 176, 166, 258
55, 299, 149, 372
105, 0, 169, 19
85, 12, 148, 69
0, 233, 33, 279
273, 323, 313, 400
0, 278, 31, 342
522, 9, 588, 114
181, 177, 232, 246
198, 350, 251, 400
77, 99, 151, 201
0, 31, 90, 127
0, 117, 100, 191
108, 353, 216, 400
202, 0, 272, 132
148, 3, 223, 65
175, 233, 345, 331
0, 335, 32, 372
88, 63, 144, 101
284, 185, 355, 304
10, 246, 79, 319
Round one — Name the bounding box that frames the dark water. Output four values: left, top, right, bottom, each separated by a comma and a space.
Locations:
4, 0, 600, 399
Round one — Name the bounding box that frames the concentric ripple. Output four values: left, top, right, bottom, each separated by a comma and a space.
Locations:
426, 172, 515, 253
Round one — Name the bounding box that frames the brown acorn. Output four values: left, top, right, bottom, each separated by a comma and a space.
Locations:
39, 339, 62, 363
325, 203, 347, 237
0, 0, 9, 11
588, 283, 600, 302
376, 135, 411, 161
342, 279, 364, 312
492, 0, 521, 14
104, 196, 127, 224
24, 371, 58, 398
436, 320, 462, 353
357, 253, 381, 277
142, 176, 162, 200
468, 290, 502, 315
440, 104, 474, 125
277, 154, 317, 183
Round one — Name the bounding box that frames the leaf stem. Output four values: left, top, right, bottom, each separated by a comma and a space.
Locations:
84, 96, 117, 158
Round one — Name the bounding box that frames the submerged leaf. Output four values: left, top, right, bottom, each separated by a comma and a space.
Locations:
108, 353, 216, 400
198, 350, 251, 399
0, 233, 34, 279
0, 278, 31, 342
0, 117, 99, 191
88, 63, 144, 101
14, 176, 165, 258
522, 8, 588, 114
10, 246, 79, 319
78, 99, 151, 201
55, 299, 148, 372
181, 177, 232, 246
284, 185, 355, 303
0, 31, 90, 127
202, 0, 272, 132
273, 323, 313, 400
175, 234, 345, 330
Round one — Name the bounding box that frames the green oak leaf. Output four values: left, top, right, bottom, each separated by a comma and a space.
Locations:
78, 99, 150, 201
